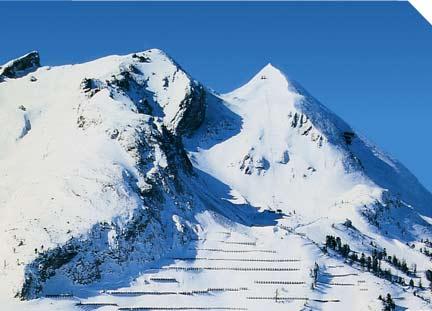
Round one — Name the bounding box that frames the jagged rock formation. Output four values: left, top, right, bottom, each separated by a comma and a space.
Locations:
0, 51, 40, 81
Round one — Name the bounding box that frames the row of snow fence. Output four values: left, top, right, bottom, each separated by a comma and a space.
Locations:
106, 288, 249, 296
247, 297, 340, 303
173, 257, 299, 262
196, 248, 276, 253
107, 291, 179, 296
220, 241, 256, 246
255, 281, 305, 285
207, 287, 248, 292
323, 273, 358, 277
45, 294, 73, 298
76, 302, 119, 309
149, 277, 178, 282
162, 267, 300, 272
247, 296, 308, 301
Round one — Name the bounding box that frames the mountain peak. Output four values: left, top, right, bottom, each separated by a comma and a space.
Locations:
224, 63, 292, 99
1, 49, 432, 310
258, 62, 280, 74
254, 63, 288, 84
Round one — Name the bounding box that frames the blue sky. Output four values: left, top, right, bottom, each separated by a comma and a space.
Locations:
1, 1, 431, 191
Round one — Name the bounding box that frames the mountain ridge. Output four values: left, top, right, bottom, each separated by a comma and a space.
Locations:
0, 49, 431, 310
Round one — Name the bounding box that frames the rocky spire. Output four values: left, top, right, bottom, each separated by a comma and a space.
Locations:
0, 51, 40, 80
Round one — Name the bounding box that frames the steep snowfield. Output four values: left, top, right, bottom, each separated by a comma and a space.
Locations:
187, 64, 369, 216
187, 64, 432, 243
0, 51, 431, 311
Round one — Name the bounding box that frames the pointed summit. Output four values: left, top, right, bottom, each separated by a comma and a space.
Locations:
252, 63, 290, 85
224, 63, 293, 99
257, 63, 283, 76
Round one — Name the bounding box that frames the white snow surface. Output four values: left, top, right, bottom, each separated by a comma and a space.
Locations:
0, 51, 431, 311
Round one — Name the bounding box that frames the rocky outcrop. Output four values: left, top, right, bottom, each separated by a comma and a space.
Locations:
343, 131, 355, 145
19, 192, 198, 300
171, 83, 206, 136
278, 150, 290, 164
288, 111, 324, 147
18, 244, 79, 299
240, 149, 270, 175
80, 51, 207, 137
80, 78, 102, 98
0, 51, 40, 80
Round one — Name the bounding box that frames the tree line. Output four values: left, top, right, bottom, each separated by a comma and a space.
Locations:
324, 235, 419, 286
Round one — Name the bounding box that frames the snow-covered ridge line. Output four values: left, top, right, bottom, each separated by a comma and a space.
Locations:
0, 48, 208, 300
0, 49, 431, 310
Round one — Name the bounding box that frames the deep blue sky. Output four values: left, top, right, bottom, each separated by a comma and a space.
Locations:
1, 2, 431, 191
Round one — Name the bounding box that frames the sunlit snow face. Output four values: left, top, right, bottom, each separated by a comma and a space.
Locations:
1, 49, 431, 310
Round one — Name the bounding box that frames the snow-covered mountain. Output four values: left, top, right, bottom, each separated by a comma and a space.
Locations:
0, 50, 431, 311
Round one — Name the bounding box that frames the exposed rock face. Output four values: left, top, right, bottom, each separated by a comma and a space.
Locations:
288, 111, 323, 147
240, 149, 270, 175
343, 131, 355, 145
78, 50, 207, 136
80, 77, 102, 98
0, 51, 40, 80
278, 150, 290, 164
171, 83, 206, 136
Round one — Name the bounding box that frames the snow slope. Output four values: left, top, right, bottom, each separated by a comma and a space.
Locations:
0, 51, 431, 311
186, 63, 432, 242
